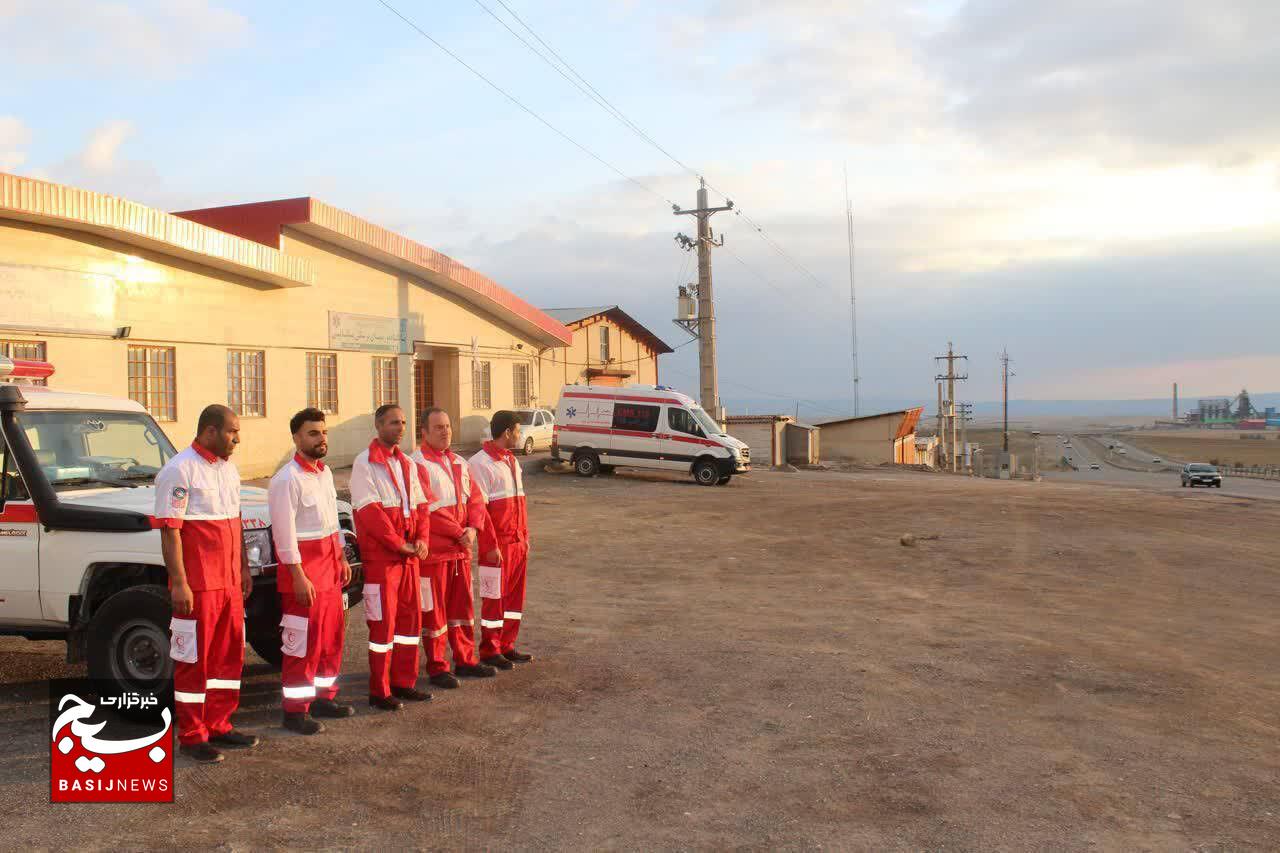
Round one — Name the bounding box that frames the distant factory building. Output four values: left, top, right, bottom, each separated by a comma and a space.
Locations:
818, 408, 925, 465
0, 172, 573, 477
536, 306, 672, 403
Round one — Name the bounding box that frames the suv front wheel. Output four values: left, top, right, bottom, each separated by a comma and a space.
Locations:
86, 585, 173, 694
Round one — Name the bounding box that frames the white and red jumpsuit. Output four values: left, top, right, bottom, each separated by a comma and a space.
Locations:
267, 453, 346, 714
350, 439, 429, 698
468, 441, 529, 659
153, 442, 244, 747
411, 444, 488, 674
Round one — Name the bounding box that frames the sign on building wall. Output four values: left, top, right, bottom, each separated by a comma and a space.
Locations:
328, 311, 409, 354
0, 264, 117, 330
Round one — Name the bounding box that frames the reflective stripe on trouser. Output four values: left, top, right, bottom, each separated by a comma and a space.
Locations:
423, 558, 478, 674
171, 586, 245, 746
280, 588, 345, 713
366, 559, 421, 698
479, 541, 528, 659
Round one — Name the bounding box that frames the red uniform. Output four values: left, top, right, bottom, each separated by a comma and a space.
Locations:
350, 440, 429, 698
411, 444, 488, 674
153, 442, 244, 746
267, 453, 346, 714
468, 442, 529, 659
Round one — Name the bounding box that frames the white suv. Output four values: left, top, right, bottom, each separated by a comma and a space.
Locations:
0, 364, 362, 694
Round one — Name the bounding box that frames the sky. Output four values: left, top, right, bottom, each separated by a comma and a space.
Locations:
2, 0, 1277, 415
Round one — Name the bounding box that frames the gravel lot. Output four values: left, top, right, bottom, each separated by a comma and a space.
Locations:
1, 465, 1278, 850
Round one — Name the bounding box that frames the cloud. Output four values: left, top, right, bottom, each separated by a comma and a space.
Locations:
0, 0, 248, 76
79, 120, 134, 174
0, 115, 31, 170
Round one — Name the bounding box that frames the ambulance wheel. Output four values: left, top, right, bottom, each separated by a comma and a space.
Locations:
86, 584, 173, 697
523, 438, 535, 456
246, 591, 284, 670
573, 451, 600, 477
716, 475, 732, 486
693, 459, 721, 486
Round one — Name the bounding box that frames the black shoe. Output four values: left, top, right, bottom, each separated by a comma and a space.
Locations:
429, 672, 461, 689
179, 742, 224, 764
503, 649, 533, 663
481, 655, 514, 671
311, 698, 355, 718
209, 729, 260, 749
282, 713, 325, 735
391, 686, 432, 702
455, 663, 497, 679
369, 695, 405, 712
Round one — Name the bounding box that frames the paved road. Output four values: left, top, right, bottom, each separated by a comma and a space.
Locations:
1039, 433, 1280, 501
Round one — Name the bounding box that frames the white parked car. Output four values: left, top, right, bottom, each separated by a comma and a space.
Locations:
512, 408, 555, 455
551, 383, 749, 485
0, 357, 363, 694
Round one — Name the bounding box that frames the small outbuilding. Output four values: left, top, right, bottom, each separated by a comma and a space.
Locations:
818, 408, 924, 465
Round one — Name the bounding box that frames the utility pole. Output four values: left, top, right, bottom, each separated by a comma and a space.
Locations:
674, 178, 733, 421
957, 402, 973, 472
935, 342, 968, 473
1000, 349, 1014, 453
936, 381, 946, 468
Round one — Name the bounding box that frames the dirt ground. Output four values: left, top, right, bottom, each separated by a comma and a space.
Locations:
1126, 434, 1280, 468
2, 466, 1279, 850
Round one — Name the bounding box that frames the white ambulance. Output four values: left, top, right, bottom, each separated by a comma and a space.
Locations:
551, 384, 749, 485
0, 357, 363, 695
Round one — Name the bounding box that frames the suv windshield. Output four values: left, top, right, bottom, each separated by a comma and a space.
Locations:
18, 410, 177, 492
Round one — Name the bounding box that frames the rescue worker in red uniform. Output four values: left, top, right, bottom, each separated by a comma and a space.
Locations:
350, 404, 432, 711
411, 407, 497, 688
468, 410, 533, 669
268, 408, 356, 734
155, 404, 259, 764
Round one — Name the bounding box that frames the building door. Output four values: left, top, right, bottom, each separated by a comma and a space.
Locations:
414, 360, 434, 424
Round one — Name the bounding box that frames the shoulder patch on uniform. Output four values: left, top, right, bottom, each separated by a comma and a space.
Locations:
171, 486, 188, 507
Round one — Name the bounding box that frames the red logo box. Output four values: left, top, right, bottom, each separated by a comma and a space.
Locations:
49, 679, 173, 803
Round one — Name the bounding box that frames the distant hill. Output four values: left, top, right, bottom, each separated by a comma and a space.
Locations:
724, 392, 1280, 424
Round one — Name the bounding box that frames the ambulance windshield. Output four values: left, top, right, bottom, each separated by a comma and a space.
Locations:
17, 411, 177, 491
690, 406, 723, 436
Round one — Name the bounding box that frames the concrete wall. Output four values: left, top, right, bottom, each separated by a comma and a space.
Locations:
1, 218, 550, 477
725, 418, 788, 467
536, 315, 660, 409
785, 425, 820, 465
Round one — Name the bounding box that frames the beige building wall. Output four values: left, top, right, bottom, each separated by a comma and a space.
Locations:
536, 315, 661, 409
821, 415, 907, 464
1, 219, 551, 477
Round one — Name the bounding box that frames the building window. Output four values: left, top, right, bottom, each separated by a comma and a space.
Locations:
128, 345, 176, 421
513, 362, 531, 407
471, 360, 491, 409
612, 403, 659, 433
227, 350, 266, 417
599, 326, 610, 362
307, 352, 338, 414
372, 356, 399, 408
0, 340, 47, 386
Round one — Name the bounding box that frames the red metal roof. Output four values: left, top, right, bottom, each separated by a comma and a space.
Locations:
175, 197, 572, 347
0, 172, 312, 288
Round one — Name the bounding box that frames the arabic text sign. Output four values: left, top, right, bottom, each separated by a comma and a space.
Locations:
328, 311, 409, 354
0, 264, 117, 331
49, 679, 173, 803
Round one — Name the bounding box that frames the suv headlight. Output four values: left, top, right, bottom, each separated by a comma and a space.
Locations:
242, 528, 274, 575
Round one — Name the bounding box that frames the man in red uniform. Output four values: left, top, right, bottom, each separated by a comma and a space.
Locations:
468, 410, 533, 670
155, 404, 259, 764
268, 408, 356, 734
411, 407, 497, 688
350, 404, 432, 711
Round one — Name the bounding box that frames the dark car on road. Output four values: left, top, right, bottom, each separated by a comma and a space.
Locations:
1181, 463, 1222, 488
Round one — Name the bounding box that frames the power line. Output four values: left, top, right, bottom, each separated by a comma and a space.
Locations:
664, 363, 847, 418
467, 0, 832, 293
374, 0, 675, 207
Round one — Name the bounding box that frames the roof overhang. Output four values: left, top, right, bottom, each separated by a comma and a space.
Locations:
175, 197, 573, 348
0, 172, 313, 289
555, 306, 673, 355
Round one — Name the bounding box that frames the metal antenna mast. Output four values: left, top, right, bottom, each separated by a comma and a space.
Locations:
844, 163, 860, 418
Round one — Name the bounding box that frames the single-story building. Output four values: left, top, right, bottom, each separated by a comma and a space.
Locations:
537, 306, 672, 406
724, 414, 793, 468
0, 171, 573, 477
818, 408, 924, 465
